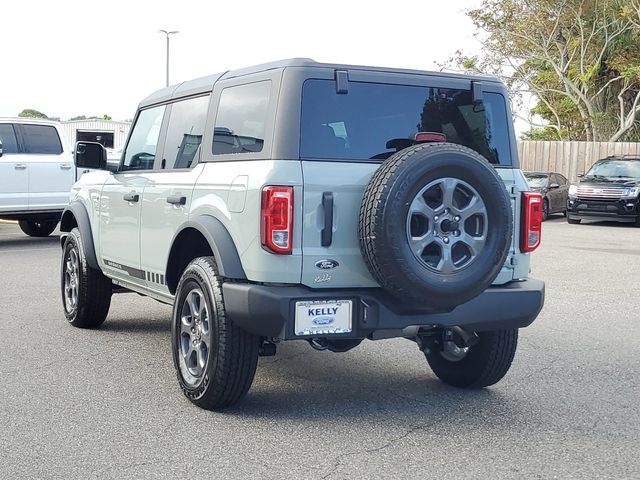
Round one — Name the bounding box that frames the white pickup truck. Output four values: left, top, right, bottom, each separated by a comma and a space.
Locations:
0, 118, 82, 236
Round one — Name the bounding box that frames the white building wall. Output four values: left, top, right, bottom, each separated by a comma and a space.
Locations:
60, 120, 131, 151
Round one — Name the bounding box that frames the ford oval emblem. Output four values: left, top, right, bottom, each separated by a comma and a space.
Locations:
312, 316, 335, 326
315, 259, 339, 270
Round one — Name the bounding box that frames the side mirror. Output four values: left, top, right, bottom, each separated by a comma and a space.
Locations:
577, 173, 584, 178
549, 183, 560, 189
75, 141, 109, 170
0, 139, 4, 158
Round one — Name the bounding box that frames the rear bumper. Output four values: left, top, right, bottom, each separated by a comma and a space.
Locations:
222, 279, 545, 339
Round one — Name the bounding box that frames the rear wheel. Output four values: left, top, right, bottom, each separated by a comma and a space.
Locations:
425, 329, 518, 388
542, 199, 549, 221
172, 256, 259, 410
61, 228, 112, 328
19, 219, 58, 237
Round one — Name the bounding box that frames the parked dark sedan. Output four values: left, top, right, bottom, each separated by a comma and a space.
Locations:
524, 171, 569, 220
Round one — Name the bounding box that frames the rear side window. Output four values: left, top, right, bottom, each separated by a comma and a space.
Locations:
212, 81, 271, 155
300, 80, 512, 165
122, 105, 166, 171
162, 95, 210, 169
20, 124, 63, 154
0, 124, 19, 154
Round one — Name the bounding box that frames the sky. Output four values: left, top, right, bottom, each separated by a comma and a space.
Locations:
1, 0, 494, 123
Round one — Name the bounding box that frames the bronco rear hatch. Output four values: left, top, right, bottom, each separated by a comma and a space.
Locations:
297, 74, 526, 289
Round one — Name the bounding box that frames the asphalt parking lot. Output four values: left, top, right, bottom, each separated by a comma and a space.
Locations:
0, 217, 638, 480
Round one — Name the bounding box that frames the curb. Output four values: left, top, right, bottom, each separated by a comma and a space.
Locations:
0, 220, 18, 224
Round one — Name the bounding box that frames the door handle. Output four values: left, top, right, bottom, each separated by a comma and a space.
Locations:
14, 164, 27, 170
123, 192, 139, 203
60, 164, 72, 170
321, 192, 334, 246
166, 195, 187, 206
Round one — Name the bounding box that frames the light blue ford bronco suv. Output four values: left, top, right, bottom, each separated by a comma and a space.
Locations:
60, 59, 545, 410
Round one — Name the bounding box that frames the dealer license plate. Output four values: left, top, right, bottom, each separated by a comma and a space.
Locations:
294, 300, 352, 336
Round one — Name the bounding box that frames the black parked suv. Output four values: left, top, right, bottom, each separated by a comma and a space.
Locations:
567, 156, 640, 225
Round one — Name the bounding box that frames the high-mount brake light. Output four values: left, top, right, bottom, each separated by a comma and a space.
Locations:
413, 132, 447, 143
521, 192, 543, 252
261, 186, 293, 254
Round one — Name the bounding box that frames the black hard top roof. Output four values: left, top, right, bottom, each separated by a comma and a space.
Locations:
140, 58, 501, 108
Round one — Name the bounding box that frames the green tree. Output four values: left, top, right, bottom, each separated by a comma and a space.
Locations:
454, 0, 640, 141
18, 108, 49, 119
68, 114, 113, 121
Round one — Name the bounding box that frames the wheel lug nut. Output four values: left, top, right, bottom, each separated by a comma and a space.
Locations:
191, 328, 196, 333
443, 237, 449, 244
434, 216, 439, 221
454, 216, 460, 221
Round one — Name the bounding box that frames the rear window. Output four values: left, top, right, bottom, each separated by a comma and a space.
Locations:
21, 124, 63, 154
524, 173, 548, 188
300, 80, 512, 165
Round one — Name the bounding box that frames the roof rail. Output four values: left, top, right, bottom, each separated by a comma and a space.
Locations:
605, 154, 640, 159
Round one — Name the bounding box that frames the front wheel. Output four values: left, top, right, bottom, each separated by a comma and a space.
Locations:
567, 217, 581, 224
19, 219, 58, 237
61, 228, 112, 328
425, 329, 518, 388
172, 257, 259, 410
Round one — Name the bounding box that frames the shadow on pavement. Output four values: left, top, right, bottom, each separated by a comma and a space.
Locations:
0, 234, 60, 250
101, 317, 171, 334
221, 342, 521, 421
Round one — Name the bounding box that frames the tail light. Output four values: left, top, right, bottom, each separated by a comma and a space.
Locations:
261, 186, 293, 254
521, 192, 543, 252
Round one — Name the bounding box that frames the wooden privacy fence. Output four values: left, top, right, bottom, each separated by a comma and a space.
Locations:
516, 141, 640, 181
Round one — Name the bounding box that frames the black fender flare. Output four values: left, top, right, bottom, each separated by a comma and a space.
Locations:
168, 215, 247, 281
59, 201, 99, 270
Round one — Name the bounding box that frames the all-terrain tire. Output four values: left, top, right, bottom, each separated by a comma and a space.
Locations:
425, 329, 518, 388
542, 199, 549, 221
359, 143, 513, 310
172, 256, 259, 410
19, 220, 58, 237
61, 228, 112, 328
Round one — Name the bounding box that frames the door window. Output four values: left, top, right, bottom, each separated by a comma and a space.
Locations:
21, 124, 63, 154
122, 105, 166, 171
0, 124, 19, 154
162, 95, 210, 169
212, 81, 271, 155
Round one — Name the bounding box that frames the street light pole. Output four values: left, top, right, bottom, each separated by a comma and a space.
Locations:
159, 30, 179, 87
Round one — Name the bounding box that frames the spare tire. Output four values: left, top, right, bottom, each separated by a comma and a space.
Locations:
358, 143, 512, 310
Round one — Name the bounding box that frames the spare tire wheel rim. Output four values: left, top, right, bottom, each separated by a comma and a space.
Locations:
406, 177, 488, 274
